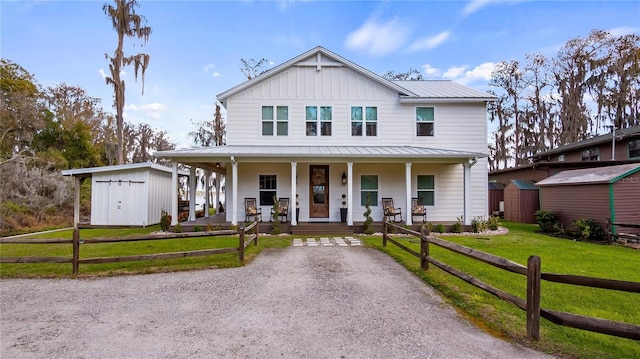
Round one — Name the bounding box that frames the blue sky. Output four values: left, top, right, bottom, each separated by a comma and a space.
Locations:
2, 0, 639, 148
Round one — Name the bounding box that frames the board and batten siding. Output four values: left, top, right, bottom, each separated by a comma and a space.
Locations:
147, 169, 174, 226
224, 65, 487, 154
613, 179, 640, 233
539, 184, 610, 229
91, 169, 148, 226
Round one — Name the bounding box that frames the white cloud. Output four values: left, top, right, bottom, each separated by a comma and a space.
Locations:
608, 26, 638, 36
212, 72, 221, 77
344, 17, 411, 57
421, 64, 440, 76
464, 62, 495, 81
98, 68, 107, 79
125, 102, 168, 119
462, 0, 492, 16
203, 63, 214, 72
443, 66, 467, 79
409, 30, 452, 52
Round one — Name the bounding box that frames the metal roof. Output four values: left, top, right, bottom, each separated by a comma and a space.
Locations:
61, 162, 188, 177
488, 182, 505, 190
155, 145, 486, 162
536, 163, 640, 186
533, 125, 640, 158
508, 179, 539, 190
394, 80, 496, 101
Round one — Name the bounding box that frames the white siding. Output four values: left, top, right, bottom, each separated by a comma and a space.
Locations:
147, 170, 174, 225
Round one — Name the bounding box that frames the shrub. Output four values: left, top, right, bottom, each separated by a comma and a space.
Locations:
362, 193, 374, 235
571, 218, 604, 241
534, 209, 558, 233
435, 224, 446, 233
160, 208, 170, 232
194, 225, 202, 232
451, 216, 463, 233
174, 223, 182, 233
487, 216, 501, 230
271, 195, 281, 235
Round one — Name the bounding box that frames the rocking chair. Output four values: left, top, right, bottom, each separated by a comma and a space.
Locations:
382, 197, 403, 222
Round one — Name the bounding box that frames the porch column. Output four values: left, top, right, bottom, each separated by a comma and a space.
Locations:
347, 162, 354, 226
231, 157, 238, 225
204, 171, 210, 218
291, 162, 297, 226
215, 173, 221, 214
405, 162, 412, 226
171, 162, 178, 225
463, 159, 477, 225
73, 177, 81, 229
189, 166, 196, 222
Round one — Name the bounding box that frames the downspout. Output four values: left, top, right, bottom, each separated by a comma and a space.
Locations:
463, 157, 478, 225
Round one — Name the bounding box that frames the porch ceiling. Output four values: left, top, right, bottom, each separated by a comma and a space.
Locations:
154, 145, 486, 165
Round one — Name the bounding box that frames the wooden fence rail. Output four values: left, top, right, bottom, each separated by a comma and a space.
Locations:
1, 223, 259, 275
382, 218, 640, 341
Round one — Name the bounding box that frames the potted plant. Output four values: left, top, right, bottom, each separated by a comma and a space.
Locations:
340, 194, 347, 222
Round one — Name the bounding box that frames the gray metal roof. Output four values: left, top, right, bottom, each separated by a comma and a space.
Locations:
536, 163, 640, 186
509, 179, 539, 190
61, 162, 188, 177
533, 125, 640, 158
155, 145, 486, 162
394, 80, 495, 100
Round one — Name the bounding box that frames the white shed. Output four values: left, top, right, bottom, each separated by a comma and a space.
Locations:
62, 163, 185, 227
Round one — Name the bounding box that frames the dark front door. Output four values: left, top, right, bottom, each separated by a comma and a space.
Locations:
309, 165, 329, 218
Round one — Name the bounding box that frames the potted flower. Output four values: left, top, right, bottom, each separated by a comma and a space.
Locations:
340, 194, 347, 222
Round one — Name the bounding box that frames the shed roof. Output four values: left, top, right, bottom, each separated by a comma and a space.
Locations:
488, 182, 505, 190
507, 179, 539, 190
536, 163, 640, 186
61, 162, 188, 178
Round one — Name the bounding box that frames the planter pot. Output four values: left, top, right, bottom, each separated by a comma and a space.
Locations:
296, 208, 300, 222
340, 208, 347, 223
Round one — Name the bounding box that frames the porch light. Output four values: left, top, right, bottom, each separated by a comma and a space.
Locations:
341, 172, 347, 185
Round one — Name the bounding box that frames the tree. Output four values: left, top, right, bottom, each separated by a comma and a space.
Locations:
239, 58, 270, 80
381, 68, 424, 81
103, 0, 152, 164
190, 102, 226, 205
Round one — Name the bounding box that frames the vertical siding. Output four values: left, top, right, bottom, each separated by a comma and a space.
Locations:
539, 184, 610, 229
147, 170, 174, 225
90, 169, 149, 226
613, 178, 640, 234
503, 185, 519, 222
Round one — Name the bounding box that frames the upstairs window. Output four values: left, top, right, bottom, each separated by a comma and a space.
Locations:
417, 175, 435, 206
259, 175, 277, 206
581, 147, 599, 161
557, 154, 565, 162
306, 106, 332, 136
416, 107, 434, 136
629, 139, 640, 158
262, 106, 288, 136
351, 106, 377, 136
360, 175, 378, 206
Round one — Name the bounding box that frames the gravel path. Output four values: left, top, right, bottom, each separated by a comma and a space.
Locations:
1, 246, 554, 358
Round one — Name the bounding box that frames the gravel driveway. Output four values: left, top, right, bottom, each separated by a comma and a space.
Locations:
1, 245, 554, 358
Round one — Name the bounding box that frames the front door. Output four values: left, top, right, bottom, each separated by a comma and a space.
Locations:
309, 165, 329, 218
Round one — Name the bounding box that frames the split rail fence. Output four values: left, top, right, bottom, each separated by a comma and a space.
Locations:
0, 220, 259, 275
382, 218, 640, 341
605, 219, 640, 244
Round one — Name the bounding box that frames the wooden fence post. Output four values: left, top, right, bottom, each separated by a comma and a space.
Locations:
239, 226, 245, 262
254, 221, 259, 247
382, 216, 388, 247
420, 226, 429, 270
527, 255, 541, 341
72, 229, 80, 275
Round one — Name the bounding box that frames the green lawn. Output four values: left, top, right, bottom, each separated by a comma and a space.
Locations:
360, 222, 640, 359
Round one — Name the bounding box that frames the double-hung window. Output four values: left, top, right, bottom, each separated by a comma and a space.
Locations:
360, 175, 378, 206
259, 175, 277, 206
629, 139, 640, 159
416, 107, 434, 136
581, 147, 599, 161
351, 106, 377, 136
306, 106, 332, 136
417, 175, 435, 206
262, 106, 288, 136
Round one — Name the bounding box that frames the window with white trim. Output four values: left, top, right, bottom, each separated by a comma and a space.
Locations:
262, 106, 288, 136
417, 175, 435, 206
351, 106, 377, 136
259, 175, 277, 206
629, 139, 640, 158
306, 106, 332, 136
360, 175, 378, 206
416, 107, 434, 136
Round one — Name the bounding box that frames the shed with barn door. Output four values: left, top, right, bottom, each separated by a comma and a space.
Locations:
536, 163, 640, 234
62, 163, 186, 227
503, 180, 539, 224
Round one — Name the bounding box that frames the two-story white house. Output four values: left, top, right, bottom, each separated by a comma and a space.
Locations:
156, 47, 494, 230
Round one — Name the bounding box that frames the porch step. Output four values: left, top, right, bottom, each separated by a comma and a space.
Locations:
290, 222, 353, 235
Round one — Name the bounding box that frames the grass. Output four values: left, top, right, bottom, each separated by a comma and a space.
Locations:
359, 222, 640, 359
0, 225, 290, 278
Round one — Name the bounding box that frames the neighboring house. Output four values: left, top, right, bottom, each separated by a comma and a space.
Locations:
155, 47, 495, 228
489, 125, 640, 185
62, 163, 188, 227
536, 163, 640, 234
